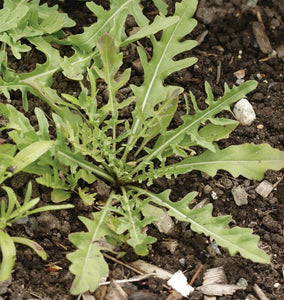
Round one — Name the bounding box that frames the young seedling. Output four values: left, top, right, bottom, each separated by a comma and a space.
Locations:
0, 142, 73, 280
0, 0, 283, 296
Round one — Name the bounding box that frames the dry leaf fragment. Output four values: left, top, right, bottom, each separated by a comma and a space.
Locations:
166, 290, 183, 300
153, 210, 175, 234
252, 22, 273, 54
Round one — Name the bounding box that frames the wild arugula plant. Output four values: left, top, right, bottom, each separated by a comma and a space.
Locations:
0, 0, 284, 296
0, 141, 73, 280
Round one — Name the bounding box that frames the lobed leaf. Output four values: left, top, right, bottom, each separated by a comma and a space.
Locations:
70, 0, 148, 51
146, 143, 284, 181
130, 187, 270, 264
67, 197, 114, 295
132, 80, 257, 175
125, 0, 198, 154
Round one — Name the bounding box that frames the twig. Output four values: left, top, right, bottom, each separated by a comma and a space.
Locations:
253, 283, 269, 300
189, 264, 203, 286
103, 253, 144, 275
99, 273, 156, 286
216, 61, 222, 85
273, 175, 284, 188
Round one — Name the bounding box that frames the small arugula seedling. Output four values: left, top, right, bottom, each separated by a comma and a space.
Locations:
0, 0, 283, 296
0, 142, 73, 280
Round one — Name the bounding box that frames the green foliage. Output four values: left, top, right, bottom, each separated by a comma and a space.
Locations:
0, 182, 73, 281
67, 196, 113, 295
0, 0, 284, 296
0, 0, 75, 59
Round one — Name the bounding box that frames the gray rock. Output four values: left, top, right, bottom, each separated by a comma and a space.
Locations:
196, 7, 214, 24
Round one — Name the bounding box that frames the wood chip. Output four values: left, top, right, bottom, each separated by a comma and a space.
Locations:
197, 284, 245, 296
253, 283, 269, 300
276, 44, 284, 59
166, 291, 183, 300
81, 292, 96, 300
232, 185, 248, 206
105, 280, 128, 300
204, 296, 217, 300
252, 22, 273, 54
255, 180, 274, 198
197, 266, 246, 296
129, 260, 173, 280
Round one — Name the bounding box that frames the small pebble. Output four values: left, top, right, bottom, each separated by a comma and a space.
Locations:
179, 258, 186, 266
233, 98, 256, 126
196, 7, 214, 24
257, 124, 264, 129
237, 278, 248, 289
211, 191, 218, 200
203, 184, 213, 195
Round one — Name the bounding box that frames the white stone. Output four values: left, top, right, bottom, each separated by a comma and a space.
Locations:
233, 98, 256, 126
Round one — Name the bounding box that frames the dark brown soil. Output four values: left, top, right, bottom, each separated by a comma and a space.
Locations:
0, 0, 283, 299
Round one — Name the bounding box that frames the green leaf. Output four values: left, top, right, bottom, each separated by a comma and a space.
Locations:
126, 0, 198, 153
112, 188, 157, 256
153, 0, 168, 15
135, 90, 179, 156
121, 15, 179, 47
78, 188, 96, 206
0, 230, 16, 281
12, 237, 47, 260
0, 0, 75, 59
67, 197, 114, 295
179, 121, 239, 148
51, 189, 71, 203
130, 187, 269, 263
12, 141, 54, 173
133, 81, 257, 172
70, 0, 149, 51
154, 143, 284, 180
94, 34, 131, 120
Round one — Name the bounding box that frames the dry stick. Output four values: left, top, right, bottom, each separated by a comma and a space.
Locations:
103, 253, 144, 275
103, 253, 171, 291
189, 264, 203, 286
216, 61, 222, 85
273, 175, 284, 188
99, 273, 157, 286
